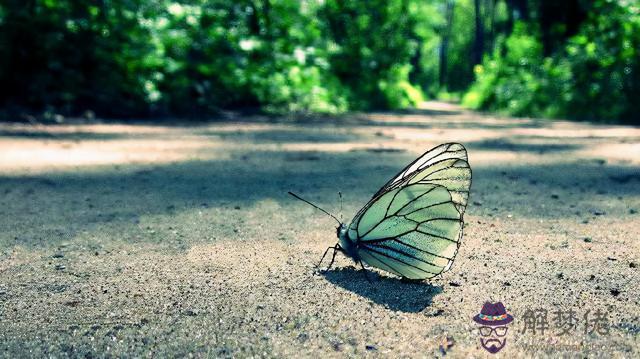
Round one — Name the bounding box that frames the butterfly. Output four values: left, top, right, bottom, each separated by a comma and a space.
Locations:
289, 143, 471, 280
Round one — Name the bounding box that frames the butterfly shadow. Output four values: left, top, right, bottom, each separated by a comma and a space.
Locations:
321, 267, 443, 313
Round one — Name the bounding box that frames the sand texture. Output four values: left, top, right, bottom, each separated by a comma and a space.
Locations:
0, 102, 638, 357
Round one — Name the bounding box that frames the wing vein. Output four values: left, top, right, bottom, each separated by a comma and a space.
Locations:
415, 229, 458, 243
363, 247, 440, 275
402, 200, 455, 215
363, 242, 442, 268
391, 238, 454, 259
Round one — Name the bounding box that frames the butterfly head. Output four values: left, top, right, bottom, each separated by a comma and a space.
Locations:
336, 223, 359, 261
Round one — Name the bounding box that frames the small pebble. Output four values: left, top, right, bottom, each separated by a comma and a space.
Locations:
365, 345, 377, 351
439, 336, 455, 355
55, 264, 66, 270
426, 308, 445, 317
52, 252, 64, 258
610, 289, 621, 297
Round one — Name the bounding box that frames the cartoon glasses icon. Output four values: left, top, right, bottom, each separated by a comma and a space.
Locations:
478, 326, 508, 337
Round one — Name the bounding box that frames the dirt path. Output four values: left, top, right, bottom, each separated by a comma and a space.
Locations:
1, 103, 638, 357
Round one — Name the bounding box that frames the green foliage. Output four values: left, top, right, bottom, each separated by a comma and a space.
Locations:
444, 0, 476, 92
464, 0, 640, 123
151, 0, 348, 114
463, 22, 554, 116
0, 0, 638, 122
0, 0, 156, 116
321, 0, 424, 109
0, 0, 429, 117
561, 0, 640, 122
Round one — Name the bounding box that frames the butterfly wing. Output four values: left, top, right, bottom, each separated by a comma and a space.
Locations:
374, 142, 468, 191
353, 184, 463, 279
347, 143, 471, 279
350, 142, 471, 233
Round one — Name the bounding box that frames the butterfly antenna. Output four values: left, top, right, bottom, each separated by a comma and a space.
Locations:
288, 191, 341, 224
338, 191, 343, 222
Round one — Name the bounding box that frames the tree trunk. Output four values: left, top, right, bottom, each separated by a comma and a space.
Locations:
505, 0, 528, 35
439, 0, 455, 88
487, 0, 496, 52
538, 0, 587, 56
506, 0, 529, 22
473, 0, 484, 65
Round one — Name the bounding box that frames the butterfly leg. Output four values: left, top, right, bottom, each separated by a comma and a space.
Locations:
317, 244, 339, 270
325, 244, 341, 271
359, 260, 373, 283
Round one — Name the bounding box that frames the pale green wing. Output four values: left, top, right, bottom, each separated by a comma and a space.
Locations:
408, 157, 471, 214
369, 143, 471, 214
348, 143, 471, 237
352, 183, 463, 280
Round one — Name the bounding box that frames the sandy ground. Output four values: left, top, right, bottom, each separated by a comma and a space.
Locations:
0, 102, 638, 358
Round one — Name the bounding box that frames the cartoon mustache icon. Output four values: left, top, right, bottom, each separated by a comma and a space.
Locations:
480, 337, 507, 354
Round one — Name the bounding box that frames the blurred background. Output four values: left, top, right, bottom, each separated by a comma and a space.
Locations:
1, 2, 639, 356
0, 0, 638, 123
